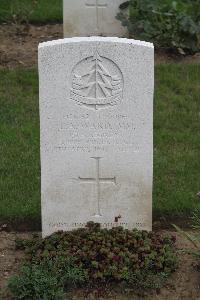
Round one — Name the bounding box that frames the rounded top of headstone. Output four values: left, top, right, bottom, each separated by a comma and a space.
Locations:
38, 37, 154, 49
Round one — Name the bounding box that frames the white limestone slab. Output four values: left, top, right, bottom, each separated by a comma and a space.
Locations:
39, 37, 154, 237
63, 0, 127, 37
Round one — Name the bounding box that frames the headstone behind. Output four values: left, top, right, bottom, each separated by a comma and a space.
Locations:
39, 37, 154, 237
63, 0, 127, 37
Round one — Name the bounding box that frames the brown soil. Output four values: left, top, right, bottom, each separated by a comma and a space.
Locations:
0, 24, 199, 69
0, 231, 199, 300
0, 24, 62, 69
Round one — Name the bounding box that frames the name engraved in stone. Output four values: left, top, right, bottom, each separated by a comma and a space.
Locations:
61, 120, 135, 130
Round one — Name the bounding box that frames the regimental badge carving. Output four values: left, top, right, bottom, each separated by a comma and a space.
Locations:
70, 51, 123, 110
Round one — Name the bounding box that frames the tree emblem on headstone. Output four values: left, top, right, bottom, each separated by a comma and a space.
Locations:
70, 51, 123, 110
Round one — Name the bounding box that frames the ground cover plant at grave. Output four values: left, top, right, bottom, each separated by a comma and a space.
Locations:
0, 64, 199, 227
118, 0, 200, 54
8, 222, 178, 299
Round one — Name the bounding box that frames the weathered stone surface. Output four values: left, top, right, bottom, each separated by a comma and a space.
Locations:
63, 0, 127, 37
39, 37, 154, 237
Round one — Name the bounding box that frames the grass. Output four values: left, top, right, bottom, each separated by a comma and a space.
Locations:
0, 0, 62, 24
154, 64, 200, 217
0, 70, 40, 222
0, 64, 199, 225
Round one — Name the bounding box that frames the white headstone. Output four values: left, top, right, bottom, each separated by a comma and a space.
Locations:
63, 0, 127, 37
39, 37, 154, 237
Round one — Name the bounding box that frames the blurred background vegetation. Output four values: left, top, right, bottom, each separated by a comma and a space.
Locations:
0, 0, 199, 53
118, 0, 200, 54
0, 0, 62, 24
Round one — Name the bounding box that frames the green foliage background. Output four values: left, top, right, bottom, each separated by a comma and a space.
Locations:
118, 0, 200, 53
0, 0, 199, 52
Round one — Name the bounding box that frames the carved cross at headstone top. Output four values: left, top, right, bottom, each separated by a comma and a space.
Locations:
85, 0, 108, 31
78, 157, 116, 217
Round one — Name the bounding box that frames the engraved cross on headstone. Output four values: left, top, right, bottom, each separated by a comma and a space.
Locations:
78, 157, 116, 217
85, 0, 108, 31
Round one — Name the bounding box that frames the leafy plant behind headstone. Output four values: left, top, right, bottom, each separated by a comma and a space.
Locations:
117, 0, 200, 54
